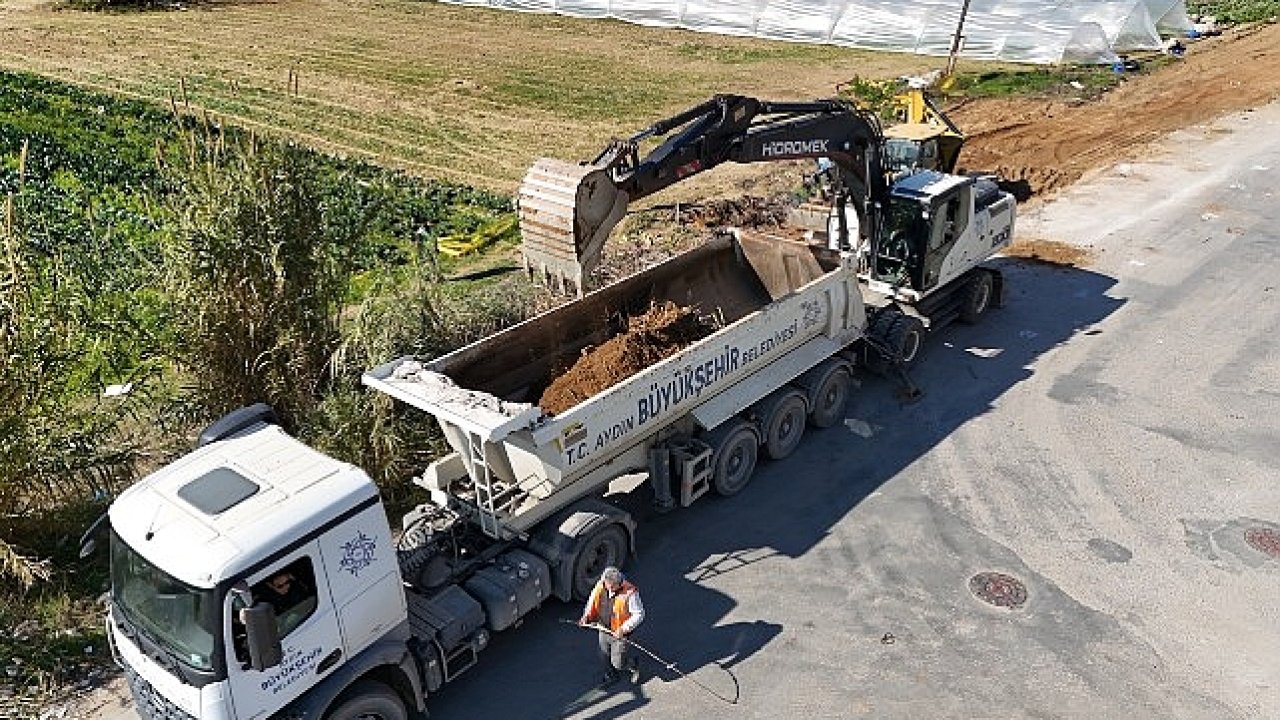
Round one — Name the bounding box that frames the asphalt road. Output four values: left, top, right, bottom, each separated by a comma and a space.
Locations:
84, 101, 1280, 720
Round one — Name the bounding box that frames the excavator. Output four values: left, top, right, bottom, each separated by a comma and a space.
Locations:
516, 94, 1015, 364
880, 75, 966, 175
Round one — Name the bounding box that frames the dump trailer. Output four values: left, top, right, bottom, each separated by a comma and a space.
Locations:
99, 231, 886, 720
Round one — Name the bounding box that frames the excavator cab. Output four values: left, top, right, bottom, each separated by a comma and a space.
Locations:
875, 195, 930, 288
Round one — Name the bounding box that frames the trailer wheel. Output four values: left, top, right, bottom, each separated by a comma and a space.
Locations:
959, 270, 993, 324
326, 681, 406, 720
711, 423, 759, 496
807, 367, 852, 429
570, 524, 628, 600
762, 391, 807, 460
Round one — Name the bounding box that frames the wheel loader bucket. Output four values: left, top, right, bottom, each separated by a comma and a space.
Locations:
517, 158, 629, 296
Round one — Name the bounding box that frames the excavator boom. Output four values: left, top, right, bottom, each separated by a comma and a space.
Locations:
517, 95, 887, 294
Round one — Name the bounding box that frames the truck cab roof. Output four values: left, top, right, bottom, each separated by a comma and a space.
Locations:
109, 422, 378, 588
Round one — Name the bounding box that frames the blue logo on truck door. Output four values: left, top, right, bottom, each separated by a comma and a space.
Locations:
339, 531, 377, 577
261, 645, 323, 694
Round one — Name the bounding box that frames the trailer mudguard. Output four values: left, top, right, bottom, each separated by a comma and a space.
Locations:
275, 624, 424, 719
527, 499, 636, 602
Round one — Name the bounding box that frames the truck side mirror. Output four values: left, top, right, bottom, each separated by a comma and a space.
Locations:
241, 603, 283, 671
78, 512, 110, 559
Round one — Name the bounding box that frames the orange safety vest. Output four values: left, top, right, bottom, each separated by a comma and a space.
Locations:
586, 580, 637, 633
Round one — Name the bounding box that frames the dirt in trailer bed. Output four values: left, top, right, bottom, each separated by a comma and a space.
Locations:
538, 301, 719, 414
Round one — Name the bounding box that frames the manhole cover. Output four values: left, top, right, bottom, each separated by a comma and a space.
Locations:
1244, 527, 1280, 559
969, 572, 1027, 609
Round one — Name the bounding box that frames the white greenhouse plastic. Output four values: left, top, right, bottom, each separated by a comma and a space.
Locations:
442, 0, 1192, 64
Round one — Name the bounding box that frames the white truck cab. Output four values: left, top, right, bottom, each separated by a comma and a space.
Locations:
107, 419, 408, 720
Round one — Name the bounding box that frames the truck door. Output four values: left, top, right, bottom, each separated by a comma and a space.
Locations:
223, 544, 344, 718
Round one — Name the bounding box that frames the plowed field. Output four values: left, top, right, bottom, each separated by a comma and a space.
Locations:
5, 1, 1276, 203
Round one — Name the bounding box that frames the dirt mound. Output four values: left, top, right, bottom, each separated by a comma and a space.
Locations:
1004, 238, 1094, 267
538, 301, 718, 414
684, 195, 792, 228
952, 23, 1280, 201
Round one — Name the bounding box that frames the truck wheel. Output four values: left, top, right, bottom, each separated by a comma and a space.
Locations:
570, 525, 627, 600
762, 391, 807, 460
959, 270, 993, 324
807, 367, 851, 429
711, 423, 759, 496
326, 681, 406, 720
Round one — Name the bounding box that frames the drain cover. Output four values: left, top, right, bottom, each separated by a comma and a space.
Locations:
969, 572, 1027, 609
1244, 527, 1280, 559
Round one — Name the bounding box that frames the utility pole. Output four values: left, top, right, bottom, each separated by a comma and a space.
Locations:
945, 0, 973, 79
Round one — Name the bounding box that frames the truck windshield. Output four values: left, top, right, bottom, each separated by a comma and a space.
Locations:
110, 532, 218, 671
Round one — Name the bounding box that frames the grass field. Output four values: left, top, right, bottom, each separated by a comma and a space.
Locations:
0, 0, 951, 192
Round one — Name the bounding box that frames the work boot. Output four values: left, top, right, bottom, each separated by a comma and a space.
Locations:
627, 659, 641, 684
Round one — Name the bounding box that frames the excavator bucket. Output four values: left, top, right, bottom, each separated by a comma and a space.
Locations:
517, 158, 629, 296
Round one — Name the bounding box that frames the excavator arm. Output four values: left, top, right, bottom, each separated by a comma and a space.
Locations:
518, 95, 888, 293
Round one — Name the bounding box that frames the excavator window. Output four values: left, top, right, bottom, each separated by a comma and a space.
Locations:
884, 138, 942, 174
930, 189, 971, 252
877, 198, 928, 286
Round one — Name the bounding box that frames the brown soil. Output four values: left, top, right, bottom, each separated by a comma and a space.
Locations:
1002, 238, 1095, 267
950, 24, 1280, 201
537, 301, 718, 414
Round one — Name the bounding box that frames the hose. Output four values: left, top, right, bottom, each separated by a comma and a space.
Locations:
560, 619, 741, 705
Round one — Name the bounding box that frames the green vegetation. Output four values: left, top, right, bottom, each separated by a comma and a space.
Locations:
945, 66, 1121, 99
0, 68, 525, 710
1189, 0, 1280, 23
838, 64, 1124, 122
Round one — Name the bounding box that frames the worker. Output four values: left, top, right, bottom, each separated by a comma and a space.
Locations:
259, 572, 308, 614
244, 570, 316, 635
579, 566, 645, 684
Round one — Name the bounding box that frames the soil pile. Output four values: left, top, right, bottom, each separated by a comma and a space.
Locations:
538, 301, 718, 414
686, 196, 792, 228
952, 24, 1280, 200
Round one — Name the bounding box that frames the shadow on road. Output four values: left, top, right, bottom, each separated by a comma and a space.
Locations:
425, 256, 1123, 718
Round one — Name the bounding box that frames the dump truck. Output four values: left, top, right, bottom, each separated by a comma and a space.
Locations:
97, 97, 1015, 720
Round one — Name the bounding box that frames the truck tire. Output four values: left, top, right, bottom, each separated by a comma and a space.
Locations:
761, 390, 807, 460
710, 422, 759, 496
569, 524, 628, 600
807, 366, 852, 429
326, 681, 406, 720
959, 270, 993, 324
